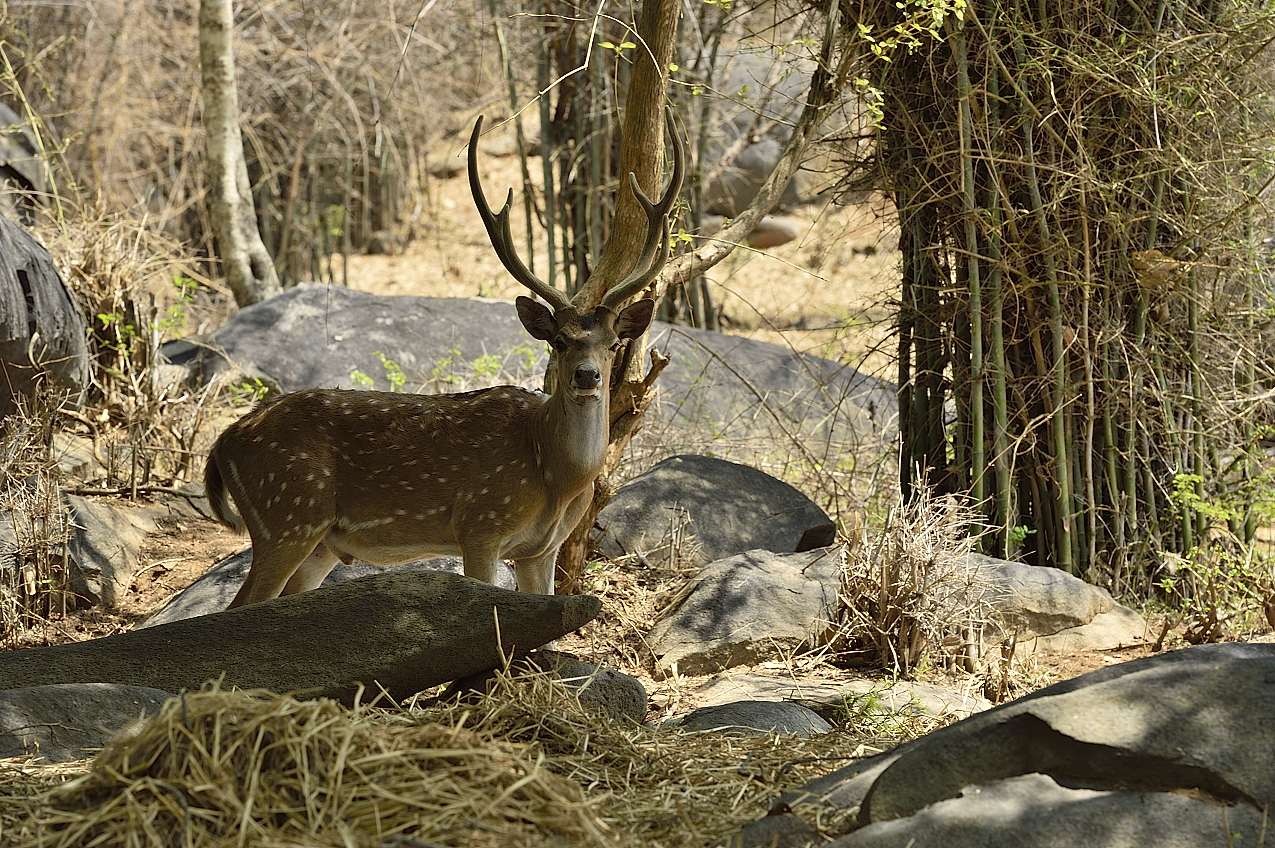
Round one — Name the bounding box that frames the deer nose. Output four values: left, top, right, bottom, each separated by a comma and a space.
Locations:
573, 365, 602, 390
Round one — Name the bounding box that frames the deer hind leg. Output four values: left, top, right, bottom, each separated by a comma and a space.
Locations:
229, 534, 326, 609
280, 542, 339, 595
513, 549, 557, 596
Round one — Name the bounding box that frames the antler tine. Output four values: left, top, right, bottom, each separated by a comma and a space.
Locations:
468, 116, 572, 312
602, 112, 687, 310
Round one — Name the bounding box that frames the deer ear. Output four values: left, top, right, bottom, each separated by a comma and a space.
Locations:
615, 298, 655, 340
516, 296, 557, 341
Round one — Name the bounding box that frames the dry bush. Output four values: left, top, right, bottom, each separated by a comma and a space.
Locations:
33, 209, 232, 491
824, 487, 1000, 676
0, 390, 73, 641
1, 672, 886, 847
0, 1, 490, 280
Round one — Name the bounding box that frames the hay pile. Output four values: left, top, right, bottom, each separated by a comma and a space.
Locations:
0, 672, 873, 847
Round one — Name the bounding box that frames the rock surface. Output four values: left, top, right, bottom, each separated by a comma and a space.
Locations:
594, 454, 834, 565
1024, 606, 1147, 654
827, 773, 1266, 848
690, 672, 990, 722
143, 546, 500, 627
649, 547, 842, 677
672, 700, 832, 737
0, 571, 600, 703
0, 215, 89, 418
964, 553, 1145, 639
738, 643, 1274, 846
0, 683, 171, 762
167, 287, 895, 465
448, 650, 647, 723
66, 495, 158, 608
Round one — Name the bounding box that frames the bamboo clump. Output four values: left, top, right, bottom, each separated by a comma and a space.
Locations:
855, 0, 1275, 588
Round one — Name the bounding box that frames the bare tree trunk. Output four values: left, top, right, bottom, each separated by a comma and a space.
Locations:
199, 0, 280, 307
555, 0, 843, 589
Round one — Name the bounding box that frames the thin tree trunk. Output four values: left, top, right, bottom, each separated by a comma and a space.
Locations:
199, 0, 280, 307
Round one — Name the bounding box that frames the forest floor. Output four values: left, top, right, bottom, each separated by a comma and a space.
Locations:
4, 123, 1180, 717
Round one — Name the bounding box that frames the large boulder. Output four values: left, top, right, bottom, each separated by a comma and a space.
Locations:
0, 215, 89, 419
165, 286, 894, 467
960, 553, 1147, 646
698, 52, 817, 217
738, 643, 1275, 847
66, 495, 158, 609
965, 553, 1128, 636
649, 547, 842, 677
826, 773, 1267, 848
0, 683, 171, 762
594, 454, 834, 564
0, 570, 600, 703
142, 546, 506, 627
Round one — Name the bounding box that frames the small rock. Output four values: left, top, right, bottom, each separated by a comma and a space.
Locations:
0, 683, 171, 762
672, 700, 832, 737
50, 432, 97, 480
595, 455, 834, 565
649, 547, 843, 677
448, 650, 647, 723
67, 495, 158, 608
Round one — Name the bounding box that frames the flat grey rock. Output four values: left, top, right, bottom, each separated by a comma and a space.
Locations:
594, 454, 834, 565
142, 546, 501, 627
828, 773, 1267, 848
747, 643, 1275, 843
0, 570, 601, 703
672, 700, 832, 737
1025, 606, 1147, 654
0, 683, 171, 762
689, 673, 990, 721
650, 547, 843, 677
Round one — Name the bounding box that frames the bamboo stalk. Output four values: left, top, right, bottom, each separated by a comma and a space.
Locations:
984, 43, 1013, 557
952, 20, 986, 516
536, 34, 557, 291
1014, 81, 1074, 571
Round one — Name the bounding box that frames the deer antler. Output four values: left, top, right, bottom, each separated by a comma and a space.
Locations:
601, 112, 687, 311
468, 116, 573, 313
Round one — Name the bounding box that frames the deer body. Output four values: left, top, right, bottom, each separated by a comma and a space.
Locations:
204, 113, 682, 608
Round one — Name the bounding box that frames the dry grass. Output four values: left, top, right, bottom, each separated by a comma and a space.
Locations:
0, 671, 886, 848
824, 487, 999, 677
0, 390, 74, 641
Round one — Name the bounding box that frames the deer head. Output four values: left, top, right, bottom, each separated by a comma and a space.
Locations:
467, 112, 685, 379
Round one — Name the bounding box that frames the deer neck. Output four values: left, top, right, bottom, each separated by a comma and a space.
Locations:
535, 388, 609, 497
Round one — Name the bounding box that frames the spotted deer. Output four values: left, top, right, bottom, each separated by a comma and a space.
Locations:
203, 115, 685, 608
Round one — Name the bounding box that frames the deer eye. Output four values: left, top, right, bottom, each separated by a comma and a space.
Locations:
550, 337, 568, 352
